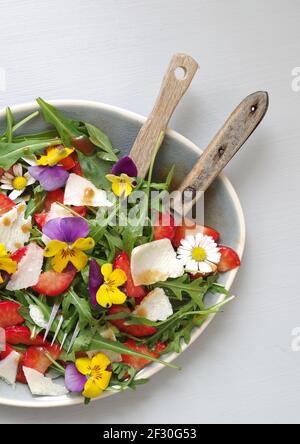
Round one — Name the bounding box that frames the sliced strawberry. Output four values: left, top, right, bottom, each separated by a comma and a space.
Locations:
16, 361, 27, 384
34, 212, 48, 229
218, 246, 241, 273
71, 159, 83, 176
109, 305, 157, 337
0, 193, 16, 216
0, 344, 15, 360
59, 153, 76, 170
121, 339, 165, 371
43, 189, 65, 212
172, 218, 220, 248
0, 168, 5, 177
11, 246, 28, 263
22, 343, 61, 375
71, 205, 87, 217
153, 212, 176, 241
114, 252, 146, 299
0, 301, 24, 328
32, 268, 77, 296
5, 326, 44, 346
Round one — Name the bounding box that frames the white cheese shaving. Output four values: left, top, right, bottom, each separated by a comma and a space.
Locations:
23, 367, 69, 396
133, 288, 173, 321
6, 243, 44, 291
0, 351, 21, 386
0, 203, 31, 252
29, 305, 48, 329
64, 173, 113, 207
131, 239, 184, 286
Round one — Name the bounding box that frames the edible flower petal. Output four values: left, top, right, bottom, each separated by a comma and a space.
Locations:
65, 353, 112, 399
0, 243, 17, 283
36, 146, 74, 167
96, 263, 127, 308
28, 166, 69, 191
42, 217, 94, 272
111, 156, 138, 178
88, 259, 103, 307
177, 233, 221, 275
106, 173, 135, 197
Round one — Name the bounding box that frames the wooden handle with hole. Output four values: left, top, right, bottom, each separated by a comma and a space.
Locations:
178, 91, 269, 196
130, 53, 199, 178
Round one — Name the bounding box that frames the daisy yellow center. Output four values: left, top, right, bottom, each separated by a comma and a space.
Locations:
12, 176, 27, 190
192, 247, 207, 262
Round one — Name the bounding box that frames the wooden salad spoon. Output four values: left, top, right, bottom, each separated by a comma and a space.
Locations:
130, 53, 199, 178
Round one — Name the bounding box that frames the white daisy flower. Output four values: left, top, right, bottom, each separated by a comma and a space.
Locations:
177, 233, 221, 275
0, 164, 36, 201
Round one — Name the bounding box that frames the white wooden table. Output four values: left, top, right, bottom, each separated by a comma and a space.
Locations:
0, 0, 299, 424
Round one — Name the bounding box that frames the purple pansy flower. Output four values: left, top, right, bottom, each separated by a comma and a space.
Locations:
65, 363, 87, 393
43, 217, 90, 243
89, 259, 103, 307
28, 165, 69, 191
111, 156, 138, 178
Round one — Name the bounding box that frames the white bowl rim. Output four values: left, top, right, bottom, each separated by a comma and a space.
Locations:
0, 99, 246, 408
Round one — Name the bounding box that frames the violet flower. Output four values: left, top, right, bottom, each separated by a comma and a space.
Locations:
89, 259, 104, 307
28, 165, 69, 191
111, 156, 138, 178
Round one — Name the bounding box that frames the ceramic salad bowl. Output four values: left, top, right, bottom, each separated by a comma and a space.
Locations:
0, 99, 245, 408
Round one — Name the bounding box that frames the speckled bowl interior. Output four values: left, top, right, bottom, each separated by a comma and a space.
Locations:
0, 100, 245, 408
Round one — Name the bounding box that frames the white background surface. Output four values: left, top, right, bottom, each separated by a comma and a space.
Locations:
0, 0, 299, 425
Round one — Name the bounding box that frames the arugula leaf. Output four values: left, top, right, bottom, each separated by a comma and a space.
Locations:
154, 275, 207, 308
77, 151, 112, 189
36, 97, 83, 146
74, 331, 179, 369
85, 123, 118, 162
64, 288, 93, 329
5, 107, 14, 143
0, 139, 61, 170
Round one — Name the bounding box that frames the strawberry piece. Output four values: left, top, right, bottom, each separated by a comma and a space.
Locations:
109, 305, 157, 337
0, 168, 4, 177
59, 153, 76, 170
5, 326, 45, 346
22, 343, 61, 375
34, 212, 48, 229
114, 252, 146, 299
71, 159, 83, 176
0, 193, 16, 216
172, 218, 220, 248
71, 205, 87, 217
43, 189, 65, 212
153, 212, 176, 241
11, 246, 28, 263
0, 344, 15, 360
121, 339, 164, 371
16, 361, 27, 384
218, 246, 241, 273
0, 301, 24, 328
32, 268, 76, 297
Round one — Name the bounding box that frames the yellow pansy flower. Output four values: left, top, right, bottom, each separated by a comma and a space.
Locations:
106, 173, 135, 197
36, 146, 74, 167
75, 353, 112, 399
0, 243, 17, 283
96, 263, 127, 308
44, 237, 95, 273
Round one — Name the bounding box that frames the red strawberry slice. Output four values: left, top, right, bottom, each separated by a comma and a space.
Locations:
22, 343, 61, 375
109, 305, 157, 337
172, 217, 220, 248
34, 212, 48, 229
70, 159, 83, 176
0, 193, 16, 216
43, 189, 65, 212
121, 339, 165, 371
0, 301, 24, 328
153, 212, 176, 241
0, 344, 15, 360
5, 326, 45, 346
32, 268, 77, 297
11, 246, 28, 263
218, 246, 241, 273
59, 153, 76, 170
114, 252, 146, 299
71, 205, 87, 217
